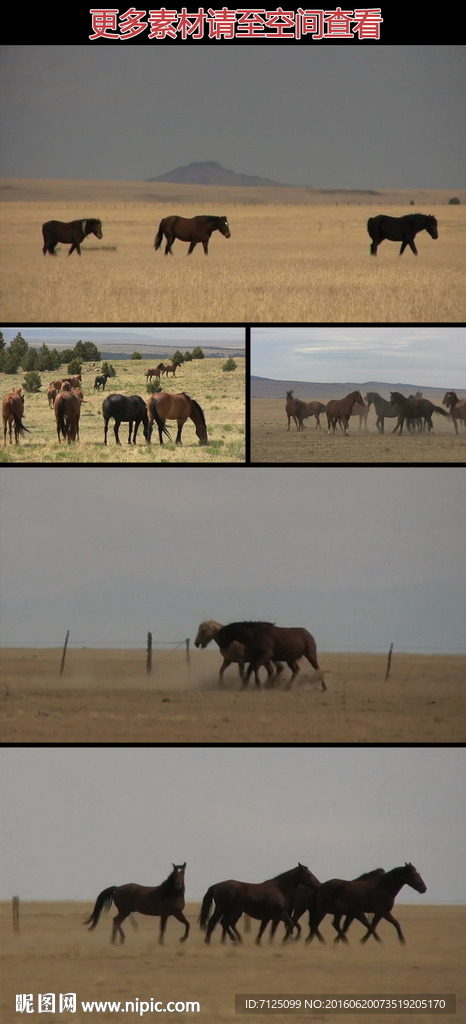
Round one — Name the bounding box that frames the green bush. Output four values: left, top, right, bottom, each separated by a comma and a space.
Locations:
223, 357, 237, 372
68, 359, 82, 375
146, 380, 162, 394
191, 347, 205, 360
23, 371, 42, 393
131, 352, 142, 360
101, 361, 116, 377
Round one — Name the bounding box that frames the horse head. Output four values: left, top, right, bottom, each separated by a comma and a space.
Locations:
404, 862, 427, 894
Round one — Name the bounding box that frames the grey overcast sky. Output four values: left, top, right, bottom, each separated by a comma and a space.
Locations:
251, 328, 466, 388
1, 746, 465, 901
1, 46, 465, 188
0, 327, 244, 349
0, 467, 465, 653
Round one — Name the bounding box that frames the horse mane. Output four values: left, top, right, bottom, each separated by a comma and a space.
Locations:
158, 868, 184, 896
225, 620, 275, 629
182, 393, 206, 426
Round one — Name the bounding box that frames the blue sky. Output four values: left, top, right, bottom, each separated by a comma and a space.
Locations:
251, 328, 466, 388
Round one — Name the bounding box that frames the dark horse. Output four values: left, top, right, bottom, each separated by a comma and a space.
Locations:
216, 621, 325, 691
390, 391, 450, 434
147, 391, 208, 445
2, 389, 30, 445
306, 863, 426, 945
367, 214, 438, 256
154, 215, 231, 256
42, 218, 103, 256
102, 394, 149, 445
94, 374, 110, 391
199, 864, 317, 945
84, 863, 189, 945
326, 391, 364, 435
293, 868, 385, 944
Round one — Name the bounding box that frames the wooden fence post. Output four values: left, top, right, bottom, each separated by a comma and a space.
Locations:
186, 638, 190, 666
59, 630, 70, 677
12, 895, 19, 931
146, 632, 152, 674
385, 642, 394, 681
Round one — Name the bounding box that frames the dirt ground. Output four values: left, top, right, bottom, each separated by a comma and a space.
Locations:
250, 400, 466, 464
1, 649, 464, 744
1, 902, 463, 1024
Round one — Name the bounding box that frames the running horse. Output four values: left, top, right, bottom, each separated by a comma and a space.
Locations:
390, 392, 450, 434
291, 868, 385, 944
42, 218, 103, 256
145, 364, 165, 381
102, 394, 149, 445
194, 619, 283, 688
2, 389, 30, 445
147, 391, 208, 445
215, 621, 326, 691
154, 215, 231, 256
367, 213, 438, 256
84, 863, 189, 945
198, 864, 317, 945
306, 863, 426, 945
326, 391, 364, 435
164, 361, 182, 378
442, 391, 466, 434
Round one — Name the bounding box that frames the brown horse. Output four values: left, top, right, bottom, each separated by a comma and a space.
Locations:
194, 619, 282, 688
285, 390, 307, 431
294, 868, 385, 944
442, 391, 466, 434
164, 361, 182, 378
326, 391, 364, 434
390, 391, 450, 434
147, 391, 208, 445
84, 863, 189, 945
215, 621, 325, 691
307, 863, 426, 945
2, 389, 30, 445
154, 215, 231, 256
54, 390, 81, 442
42, 218, 103, 256
199, 864, 317, 945
350, 401, 370, 431
47, 386, 57, 408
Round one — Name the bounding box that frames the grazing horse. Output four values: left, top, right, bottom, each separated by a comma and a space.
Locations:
442, 391, 466, 434
154, 214, 231, 256
364, 392, 401, 433
2, 389, 30, 445
326, 391, 364, 435
145, 364, 165, 381
164, 361, 182, 378
199, 864, 317, 945
194, 619, 282, 688
390, 391, 450, 434
54, 390, 81, 442
367, 213, 438, 256
147, 391, 208, 445
42, 218, 103, 256
84, 863, 189, 945
307, 863, 426, 946
94, 373, 110, 391
216, 621, 325, 691
102, 394, 149, 445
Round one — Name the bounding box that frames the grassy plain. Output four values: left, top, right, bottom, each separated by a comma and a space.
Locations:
1, 180, 465, 323
0, 357, 245, 463
1, 649, 464, 744
250, 397, 466, 464
1, 902, 464, 1024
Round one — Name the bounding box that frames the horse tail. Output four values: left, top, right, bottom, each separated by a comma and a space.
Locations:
198, 886, 215, 931
56, 396, 67, 439
305, 631, 319, 671
432, 405, 450, 417
149, 398, 171, 440
9, 402, 30, 436
154, 221, 164, 250
83, 886, 117, 930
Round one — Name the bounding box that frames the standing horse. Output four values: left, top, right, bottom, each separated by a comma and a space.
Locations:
147, 391, 208, 445
326, 391, 364, 435
94, 373, 110, 391
390, 391, 450, 434
84, 863, 189, 945
54, 391, 81, 442
350, 401, 370, 431
154, 215, 231, 256
42, 218, 103, 256
194, 619, 282, 688
442, 391, 466, 434
2, 389, 30, 445
367, 214, 438, 256
199, 864, 317, 945
146, 364, 165, 381
285, 390, 306, 431
364, 392, 400, 433
102, 394, 149, 445
216, 621, 325, 691
307, 863, 426, 945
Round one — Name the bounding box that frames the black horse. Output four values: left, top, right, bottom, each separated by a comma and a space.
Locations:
94, 373, 110, 391
367, 213, 438, 256
154, 215, 231, 256
42, 218, 103, 256
390, 391, 450, 434
102, 394, 149, 445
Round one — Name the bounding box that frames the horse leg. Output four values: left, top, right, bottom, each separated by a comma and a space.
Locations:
159, 915, 168, 944
255, 917, 271, 945
164, 233, 174, 255
113, 421, 121, 446
283, 661, 300, 691
112, 912, 128, 944
305, 910, 326, 944
127, 421, 133, 445
218, 657, 231, 687
187, 241, 198, 255
381, 911, 406, 943
202, 240, 209, 255
103, 418, 109, 445
204, 906, 223, 944
359, 913, 383, 943
331, 914, 349, 944
175, 419, 183, 444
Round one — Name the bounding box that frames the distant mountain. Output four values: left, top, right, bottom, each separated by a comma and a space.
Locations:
146, 161, 289, 188
251, 376, 450, 402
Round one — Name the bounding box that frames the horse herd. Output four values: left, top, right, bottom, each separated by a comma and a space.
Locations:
285, 389, 466, 437
84, 860, 427, 948
2, 380, 209, 447
40, 212, 438, 258
194, 619, 327, 691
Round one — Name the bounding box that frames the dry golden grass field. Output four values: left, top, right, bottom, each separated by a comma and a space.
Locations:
1, 902, 464, 1024
1, 180, 465, 323
0, 357, 245, 463
1, 649, 464, 744
250, 397, 466, 464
